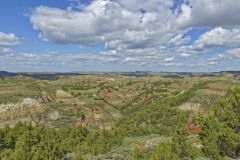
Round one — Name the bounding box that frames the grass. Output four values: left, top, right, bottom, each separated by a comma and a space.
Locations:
0, 74, 239, 129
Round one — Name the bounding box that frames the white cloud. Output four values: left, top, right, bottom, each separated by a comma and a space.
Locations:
163, 57, 174, 62
0, 47, 12, 54
0, 32, 20, 55
192, 27, 240, 50
178, 52, 191, 57
0, 51, 121, 71
198, 48, 240, 65
181, 0, 240, 27
30, 0, 182, 50
175, 45, 197, 57
29, 0, 240, 46
173, 27, 240, 57
224, 48, 240, 60
169, 33, 191, 46
0, 32, 20, 47
20, 0, 240, 72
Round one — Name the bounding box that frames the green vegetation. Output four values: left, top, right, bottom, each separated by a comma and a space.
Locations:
0, 74, 239, 159
0, 123, 124, 159
197, 87, 240, 159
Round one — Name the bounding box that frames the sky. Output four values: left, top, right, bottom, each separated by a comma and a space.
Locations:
0, 0, 240, 72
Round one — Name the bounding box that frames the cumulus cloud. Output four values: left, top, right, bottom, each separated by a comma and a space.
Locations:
223, 48, 240, 60
182, 0, 240, 27
0, 48, 181, 72
0, 47, 12, 54
197, 48, 240, 67
19, 0, 240, 71
0, 51, 121, 72
163, 57, 174, 62
30, 0, 182, 49
29, 0, 240, 45
0, 32, 20, 55
0, 32, 20, 47
169, 33, 191, 46
175, 45, 197, 57
192, 27, 240, 50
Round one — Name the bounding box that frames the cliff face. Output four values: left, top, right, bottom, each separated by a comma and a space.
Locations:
0, 98, 46, 127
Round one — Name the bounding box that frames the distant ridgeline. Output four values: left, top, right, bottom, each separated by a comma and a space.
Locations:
0, 71, 80, 80
1, 71, 240, 80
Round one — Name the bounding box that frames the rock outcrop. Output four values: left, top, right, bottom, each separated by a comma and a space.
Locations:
0, 98, 46, 127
